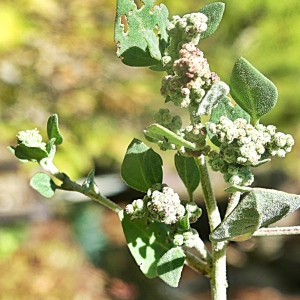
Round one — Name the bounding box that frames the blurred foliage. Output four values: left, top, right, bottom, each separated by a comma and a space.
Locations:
0, 222, 28, 261
1, 0, 300, 179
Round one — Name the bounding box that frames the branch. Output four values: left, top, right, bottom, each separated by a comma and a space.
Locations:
253, 226, 300, 237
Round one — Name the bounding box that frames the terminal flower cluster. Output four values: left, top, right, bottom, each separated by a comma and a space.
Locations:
208, 116, 295, 186
161, 43, 219, 108
17, 129, 46, 149
125, 184, 202, 226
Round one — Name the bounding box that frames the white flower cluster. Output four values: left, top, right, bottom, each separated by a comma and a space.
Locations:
208, 116, 295, 186
166, 12, 208, 51
173, 228, 199, 248
146, 185, 185, 225
125, 184, 187, 225
161, 43, 219, 108
17, 129, 46, 149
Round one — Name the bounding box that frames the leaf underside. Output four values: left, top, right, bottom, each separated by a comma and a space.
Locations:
30, 172, 56, 198
210, 188, 300, 242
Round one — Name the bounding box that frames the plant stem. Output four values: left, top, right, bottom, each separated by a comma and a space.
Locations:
184, 251, 211, 277
253, 226, 300, 236
40, 160, 122, 213
195, 155, 227, 300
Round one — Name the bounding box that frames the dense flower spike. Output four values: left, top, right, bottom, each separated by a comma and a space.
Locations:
161, 43, 219, 108
208, 117, 294, 186
17, 129, 46, 149
125, 184, 187, 225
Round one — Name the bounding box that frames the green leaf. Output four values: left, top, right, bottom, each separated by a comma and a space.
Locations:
229, 57, 278, 124
224, 185, 252, 193
174, 154, 200, 199
157, 247, 186, 287
119, 210, 173, 278
121, 138, 163, 192
82, 169, 99, 194
207, 96, 250, 146
177, 213, 190, 231
30, 172, 57, 198
46, 138, 56, 154
14, 144, 48, 161
210, 188, 300, 242
197, 81, 229, 116
144, 124, 197, 150
199, 2, 225, 40
114, 0, 169, 67
47, 114, 64, 145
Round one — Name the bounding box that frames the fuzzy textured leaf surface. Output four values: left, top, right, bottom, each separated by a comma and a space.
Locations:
14, 144, 48, 161
144, 124, 197, 150
47, 114, 64, 145
119, 210, 173, 278
157, 247, 186, 287
197, 81, 229, 116
199, 2, 225, 40
210, 188, 300, 241
121, 138, 163, 192
30, 172, 56, 198
229, 57, 278, 124
114, 0, 168, 66
207, 96, 250, 146
174, 153, 200, 199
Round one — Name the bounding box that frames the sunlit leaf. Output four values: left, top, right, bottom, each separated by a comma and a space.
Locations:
229, 57, 278, 124
144, 124, 197, 150
157, 247, 185, 287
199, 2, 225, 40
47, 114, 64, 145
114, 0, 169, 66
119, 210, 173, 278
30, 172, 57, 198
121, 138, 163, 192
210, 188, 300, 241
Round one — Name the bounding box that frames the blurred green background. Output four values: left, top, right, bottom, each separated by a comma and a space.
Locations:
1, 0, 300, 299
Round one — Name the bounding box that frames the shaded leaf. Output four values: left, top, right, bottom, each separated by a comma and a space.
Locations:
157, 247, 186, 287
210, 188, 300, 242
15, 144, 48, 161
121, 138, 163, 192
47, 114, 64, 145
229, 57, 278, 124
144, 124, 197, 150
30, 172, 57, 198
174, 153, 200, 199
200, 2, 225, 40
119, 210, 173, 278
114, 0, 169, 66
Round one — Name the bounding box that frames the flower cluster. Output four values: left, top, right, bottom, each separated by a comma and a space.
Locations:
17, 129, 46, 149
161, 43, 219, 108
125, 184, 202, 227
154, 108, 182, 134
173, 228, 199, 248
145, 184, 185, 225
166, 12, 208, 58
208, 117, 295, 186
